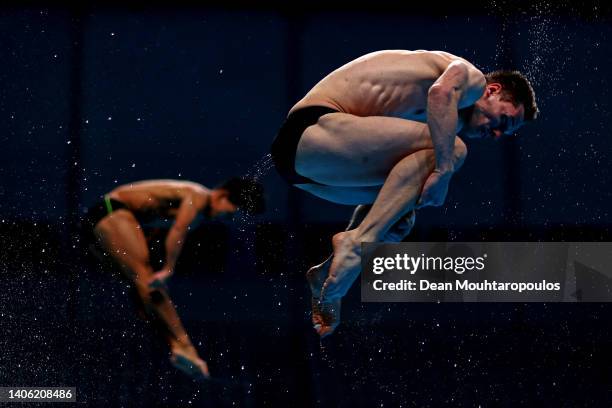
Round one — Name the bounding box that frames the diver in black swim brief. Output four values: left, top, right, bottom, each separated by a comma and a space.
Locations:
270, 106, 338, 185
269, 50, 538, 339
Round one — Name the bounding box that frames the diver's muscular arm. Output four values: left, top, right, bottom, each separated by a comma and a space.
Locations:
162, 194, 200, 274
417, 60, 483, 208
426, 60, 471, 173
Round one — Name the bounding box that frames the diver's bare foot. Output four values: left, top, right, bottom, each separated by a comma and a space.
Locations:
312, 296, 341, 338
306, 255, 332, 297
305, 206, 369, 338
308, 230, 361, 338
308, 210, 416, 338
323, 230, 362, 300
307, 255, 340, 337
170, 344, 210, 380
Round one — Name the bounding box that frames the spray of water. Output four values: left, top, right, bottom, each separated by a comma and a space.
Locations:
488, 0, 573, 109
232, 153, 274, 251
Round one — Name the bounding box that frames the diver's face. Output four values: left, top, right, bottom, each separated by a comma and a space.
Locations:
209, 192, 238, 219
463, 83, 525, 141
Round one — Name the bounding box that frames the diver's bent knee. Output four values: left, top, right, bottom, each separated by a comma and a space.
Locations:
136, 284, 168, 307
149, 288, 167, 305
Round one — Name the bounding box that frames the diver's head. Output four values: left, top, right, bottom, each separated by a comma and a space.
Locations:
209, 177, 265, 218
461, 70, 538, 141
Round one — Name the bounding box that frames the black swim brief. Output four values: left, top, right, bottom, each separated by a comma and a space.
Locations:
83, 194, 129, 231
270, 105, 338, 185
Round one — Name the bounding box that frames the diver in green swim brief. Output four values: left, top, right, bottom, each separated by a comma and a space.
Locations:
83, 178, 264, 379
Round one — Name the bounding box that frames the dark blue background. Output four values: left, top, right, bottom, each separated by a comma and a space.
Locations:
1, 2, 611, 407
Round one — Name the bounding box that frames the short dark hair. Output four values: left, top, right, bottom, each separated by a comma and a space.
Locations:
218, 177, 265, 215
485, 70, 539, 121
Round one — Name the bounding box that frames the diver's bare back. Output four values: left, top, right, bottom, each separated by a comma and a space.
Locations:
290, 50, 481, 121
109, 180, 208, 212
